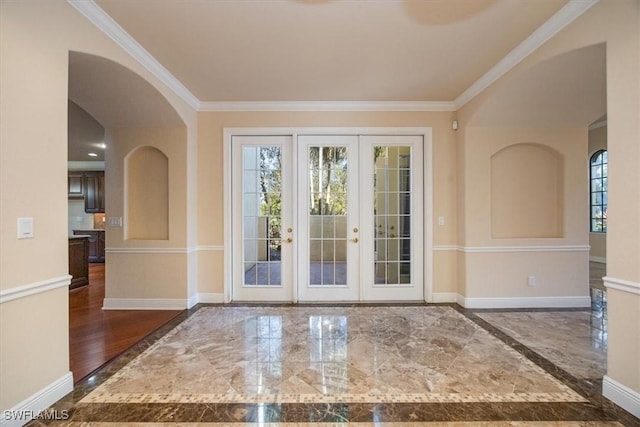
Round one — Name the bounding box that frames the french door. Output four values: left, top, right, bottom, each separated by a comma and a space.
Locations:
231, 133, 423, 302
231, 135, 294, 301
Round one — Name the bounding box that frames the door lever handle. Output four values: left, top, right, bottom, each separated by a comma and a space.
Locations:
284, 237, 293, 243
350, 237, 359, 243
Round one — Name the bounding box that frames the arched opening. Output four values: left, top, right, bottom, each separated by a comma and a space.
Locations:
67, 52, 186, 383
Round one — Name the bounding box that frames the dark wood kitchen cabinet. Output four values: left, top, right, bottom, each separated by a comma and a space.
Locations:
68, 172, 84, 199
84, 171, 105, 213
68, 171, 105, 213
73, 230, 105, 262
69, 236, 89, 289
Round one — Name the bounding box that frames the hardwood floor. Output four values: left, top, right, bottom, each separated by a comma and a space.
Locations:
69, 263, 182, 383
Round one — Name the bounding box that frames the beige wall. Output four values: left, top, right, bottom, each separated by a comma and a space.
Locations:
461, 126, 588, 246
105, 127, 193, 301
196, 111, 458, 296
455, 126, 589, 302
458, 0, 640, 401
588, 125, 607, 261
0, 0, 194, 410
1, 0, 638, 416
107, 128, 188, 248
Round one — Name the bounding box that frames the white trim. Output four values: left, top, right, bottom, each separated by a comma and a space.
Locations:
200, 101, 455, 112
433, 245, 459, 252
224, 127, 433, 303
431, 245, 590, 253
223, 129, 233, 304
102, 298, 189, 310
105, 246, 226, 254
187, 293, 199, 309
603, 375, 640, 418
197, 293, 225, 304
454, 0, 599, 109
68, 0, 596, 113
67, 161, 105, 171
461, 245, 589, 253
458, 295, 591, 309
224, 126, 439, 137
431, 292, 458, 303
105, 247, 196, 254
589, 256, 607, 263
603, 276, 640, 296
66, 0, 200, 110
0, 276, 72, 304
0, 372, 73, 427
589, 118, 607, 131
197, 245, 225, 251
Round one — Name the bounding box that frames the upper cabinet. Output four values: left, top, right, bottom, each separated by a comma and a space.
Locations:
84, 171, 105, 213
68, 172, 85, 199
68, 171, 105, 213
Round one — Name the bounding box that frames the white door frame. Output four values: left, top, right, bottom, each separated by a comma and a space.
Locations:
223, 127, 433, 303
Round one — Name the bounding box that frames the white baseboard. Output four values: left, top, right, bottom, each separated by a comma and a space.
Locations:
102, 298, 189, 310
430, 292, 458, 303
458, 295, 591, 309
197, 293, 225, 303
603, 375, 640, 418
103, 294, 225, 310
0, 372, 73, 427
589, 256, 607, 263
187, 293, 199, 309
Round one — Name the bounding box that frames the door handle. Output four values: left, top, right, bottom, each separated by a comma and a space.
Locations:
350, 237, 359, 243
284, 237, 293, 243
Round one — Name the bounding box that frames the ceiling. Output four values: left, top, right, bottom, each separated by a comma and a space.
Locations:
68, 0, 607, 160
91, 0, 571, 103
68, 100, 105, 161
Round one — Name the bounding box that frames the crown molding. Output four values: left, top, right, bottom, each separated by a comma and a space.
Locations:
68, 0, 597, 114
199, 101, 456, 112
454, 0, 599, 109
66, 0, 200, 110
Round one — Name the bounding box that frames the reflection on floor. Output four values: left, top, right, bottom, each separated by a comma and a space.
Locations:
476, 310, 607, 379
31, 300, 638, 425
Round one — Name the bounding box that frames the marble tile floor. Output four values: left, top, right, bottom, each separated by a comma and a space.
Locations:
28, 304, 639, 426
475, 311, 607, 380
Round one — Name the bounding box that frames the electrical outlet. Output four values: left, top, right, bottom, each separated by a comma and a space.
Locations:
528, 275, 536, 286
438, 216, 445, 226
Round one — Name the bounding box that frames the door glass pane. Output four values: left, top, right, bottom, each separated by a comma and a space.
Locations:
373, 146, 412, 285
309, 146, 348, 286
243, 146, 282, 286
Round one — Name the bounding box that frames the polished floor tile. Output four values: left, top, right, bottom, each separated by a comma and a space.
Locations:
79, 306, 582, 404
28, 305, 638, 426
475, 311, 607, 380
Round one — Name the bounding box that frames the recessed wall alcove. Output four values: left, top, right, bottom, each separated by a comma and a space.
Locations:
491, 143, 564, 239
125, 146, 169, 240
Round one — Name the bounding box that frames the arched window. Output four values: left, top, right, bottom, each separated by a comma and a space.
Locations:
590, 150, 607, 233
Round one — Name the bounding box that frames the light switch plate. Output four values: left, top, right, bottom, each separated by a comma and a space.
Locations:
17, 217, 34, 239
108, 217, 122, 227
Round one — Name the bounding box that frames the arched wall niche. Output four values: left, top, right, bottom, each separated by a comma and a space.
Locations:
125, 146, 169, 240
490, 142, 564, 239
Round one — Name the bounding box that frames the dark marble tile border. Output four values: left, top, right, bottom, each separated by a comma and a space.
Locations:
41, 401, 620, 423
27, 303, 640, 427
456, 306, 639, 427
